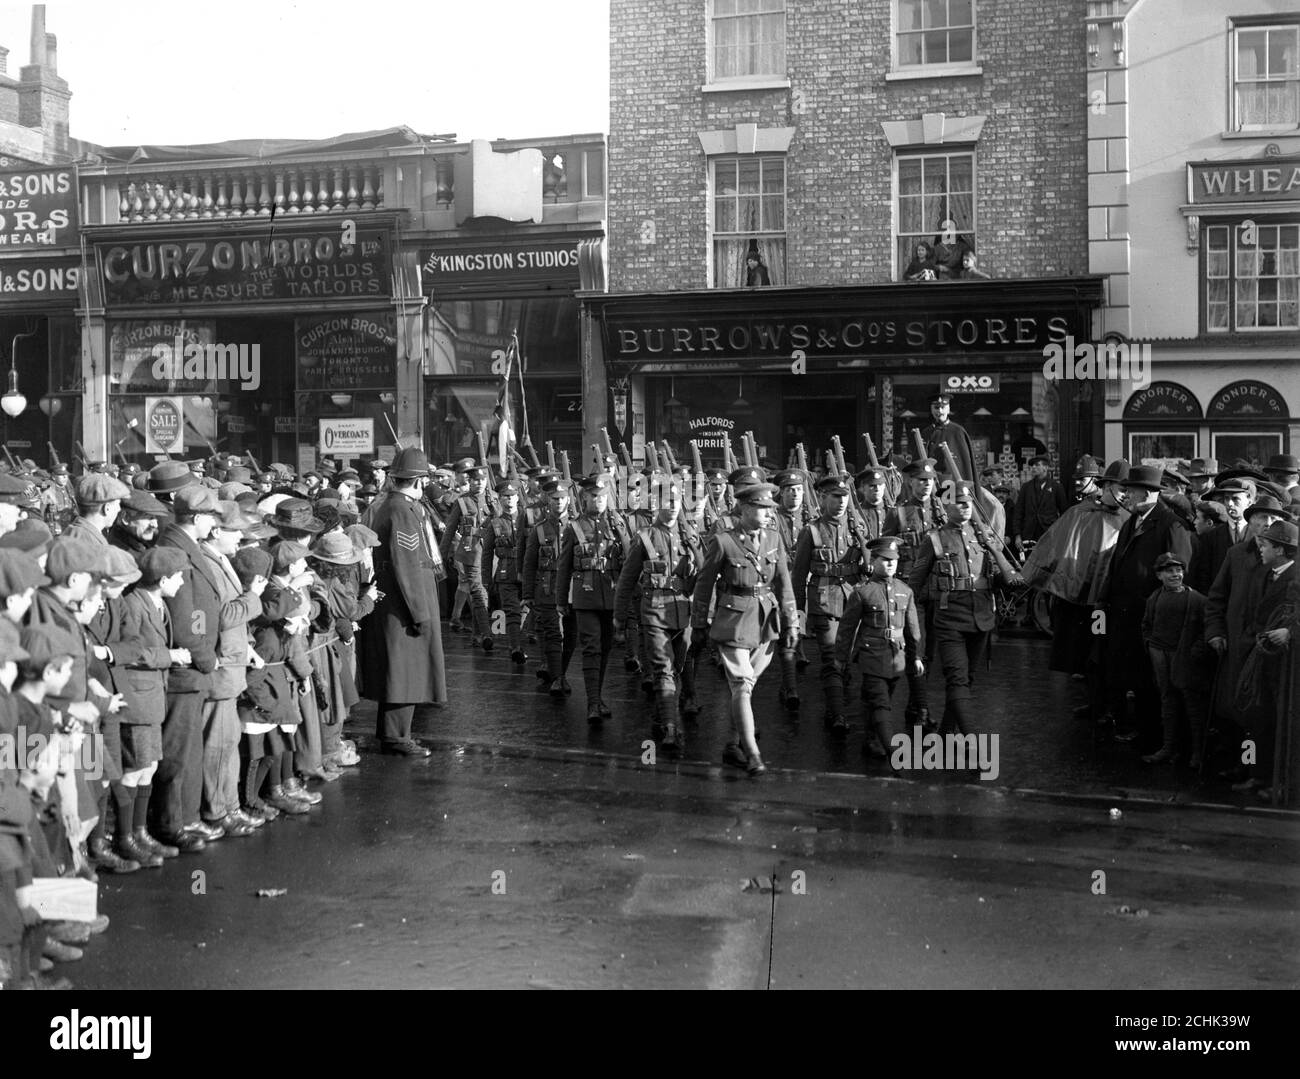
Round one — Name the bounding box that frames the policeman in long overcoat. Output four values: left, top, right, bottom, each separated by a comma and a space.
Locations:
361, 448, 446, 756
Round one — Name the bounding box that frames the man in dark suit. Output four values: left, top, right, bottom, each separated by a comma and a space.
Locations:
153, 486, 223, 850
920, 392, 978, 497
1013, 455, 1069, 549
1098, 465, 1195, 746
361, 448, 447, 756
1189, 479, 1259, 594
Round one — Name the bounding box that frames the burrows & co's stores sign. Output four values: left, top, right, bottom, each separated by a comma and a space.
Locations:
591, 279, 1105, 367
94, 223, 393, 306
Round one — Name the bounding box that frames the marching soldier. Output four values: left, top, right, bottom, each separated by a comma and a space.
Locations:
557, 475, 628, 724
835, 536, 923, 763
481, 479, 527, 664
709, 466, 766, 536
522, 480, 577, 697
884, 457, 945, 731
702, 468, 731, 532
440, 463, 492, 648
691, 483, 798, 775
613, 477, 702, 753
791, 474, 867, 734
772, 469, 808, 710
620, 472, 653, 682
908, 481, 1023, 739
853, 467, 890, 541
41, 463, 76, 535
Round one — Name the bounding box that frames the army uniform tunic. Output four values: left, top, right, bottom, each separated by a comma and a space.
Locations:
907, 519, 1017, 734
614, 518, 702, 726
883, 496, 944, 719
773, 506, 809, 704
791, 513, 866, 722
835, 575, 921, 749
557, 511, 627, 715
522, 514, 575, 686
481, 511, 524, 655
691, 525, 797, 694
852, 501, 889, 544
440, 492, 491, 639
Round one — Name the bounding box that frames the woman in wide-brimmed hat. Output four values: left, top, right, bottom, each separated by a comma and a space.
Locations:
263, 498, 324, 541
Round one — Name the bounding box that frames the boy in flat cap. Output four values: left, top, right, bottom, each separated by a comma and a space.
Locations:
1139, 552, 1210, 767
63, 473, 132, 550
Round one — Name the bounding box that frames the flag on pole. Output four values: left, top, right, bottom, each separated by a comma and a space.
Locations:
492, 334, 519, 476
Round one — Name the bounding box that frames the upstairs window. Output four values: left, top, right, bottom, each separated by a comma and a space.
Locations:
711, 155, 786, 288
896, 0, 975, 68
1232, 22, 1299, 130
710, 0, 786, 81
896, 152, 976, 279
1205, 221, 1299, 332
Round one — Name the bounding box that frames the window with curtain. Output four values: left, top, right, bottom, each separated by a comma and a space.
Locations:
710, 0, 785, 81
1205, 221, 1300, 332
1233, 23, 1299, 130
711, 155, 786, 288
896, 152, 975, 278
896, 0, 974, 68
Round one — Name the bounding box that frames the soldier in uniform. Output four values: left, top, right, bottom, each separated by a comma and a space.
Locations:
440, 464, 492, 648
908, 481, 1022, 738
884, 458, 944, 730
691, 483, 798, 775
702, 468, 731, 533
620, 471, 653, 683
613, 477, 702, 753
482, 479, 527, 664
835, 536, 923, 763
360, 447, 446, 757
41, 463, 76, 536
772, 469, 808, 710
557, 475, 627, 724
853, 467, 890, 541
522, 480, 577, 697
791, 474, 867, 734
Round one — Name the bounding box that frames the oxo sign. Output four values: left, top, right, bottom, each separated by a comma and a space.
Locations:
942, 374, 1000, 394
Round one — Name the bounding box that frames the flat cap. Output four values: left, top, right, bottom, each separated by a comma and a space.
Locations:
20, 624, 80, 671
173, 485, 221, 515
74, 473, 132, 505
45, 537, 105, 584
137, 546, 188, 587
0, 548, 48, 596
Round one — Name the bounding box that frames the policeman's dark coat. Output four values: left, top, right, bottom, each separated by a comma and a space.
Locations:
361, 489, 447, 706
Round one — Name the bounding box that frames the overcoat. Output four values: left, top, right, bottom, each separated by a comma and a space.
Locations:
360, 489, 447, 706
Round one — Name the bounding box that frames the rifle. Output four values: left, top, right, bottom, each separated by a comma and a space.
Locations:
937, 440, 1020, 571
558, 449, 578, 519
524, 440, 542, 470
741, 432, 756, 469
476, 429, 490, 483
544, 441, 556, 470
688, 440, 705, 524
47, 442, 63, 470
245, 449, 263, 476
73, 441, 90, 471
832, 434, 862, 519
723, 440, 737, 476
2, 446, 18, 471
599, 427, 615, 478
862, 434, 881, 470
659, 440, 680, 473
909, 427, 948, 528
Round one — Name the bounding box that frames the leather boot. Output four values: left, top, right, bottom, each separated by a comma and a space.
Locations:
134, 827, 178, 859
89, 836, 140, 874
779, 651, 800, 710
1142, 715, 1178, 765
116, 833, 163, 869
656, 693, 680, 751
265, 786, 310, 814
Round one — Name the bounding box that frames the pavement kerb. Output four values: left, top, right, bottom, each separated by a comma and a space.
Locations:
348, 729, 1300, 820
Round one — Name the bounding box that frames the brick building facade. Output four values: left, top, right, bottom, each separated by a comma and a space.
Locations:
587, 0, 1105, 485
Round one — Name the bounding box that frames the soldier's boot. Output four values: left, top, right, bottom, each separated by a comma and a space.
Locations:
623, 619, 641, 672
823, 678, 847, 732
1141, 714, 1179, 765
584, 666, 604, 725
546, 649, 566, 697
778, 650, 800, 711
678, 658, 700, 722
657, 693, 682, 751
795, 640, 810, 671
862, 711, 892, 761
639, 636, 653, 693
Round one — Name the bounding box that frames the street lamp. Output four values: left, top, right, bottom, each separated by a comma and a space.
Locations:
2, 329, 39, 418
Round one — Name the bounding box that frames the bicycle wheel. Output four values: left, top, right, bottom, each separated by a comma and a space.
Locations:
1030, 588, 1053, 636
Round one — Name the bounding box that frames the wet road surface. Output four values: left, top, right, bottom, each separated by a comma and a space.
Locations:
72, 724, 1297, 989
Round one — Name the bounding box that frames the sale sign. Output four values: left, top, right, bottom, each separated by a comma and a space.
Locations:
145, 396, 185, 454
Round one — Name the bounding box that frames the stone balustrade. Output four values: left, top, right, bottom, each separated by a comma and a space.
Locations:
113, 163, 384, 223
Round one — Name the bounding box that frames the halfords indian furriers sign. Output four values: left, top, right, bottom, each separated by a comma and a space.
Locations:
96, 226, 392, 306
0, 167, 79, 247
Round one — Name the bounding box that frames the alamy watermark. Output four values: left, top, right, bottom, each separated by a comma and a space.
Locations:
890, 725, 1000, 781
1042, 335, 1151, 391
0, 724, 104, 780
151, 335, 261, 390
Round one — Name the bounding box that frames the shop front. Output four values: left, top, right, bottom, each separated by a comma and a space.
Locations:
0, 165, 84, 470
87, 214, 407, 471
416, 231, 603, 469
585, 278, 1106, 484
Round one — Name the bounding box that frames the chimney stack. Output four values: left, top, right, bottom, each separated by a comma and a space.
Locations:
45, 33, 56, 75
0, 47, 9, 75
29, 5, 46, 67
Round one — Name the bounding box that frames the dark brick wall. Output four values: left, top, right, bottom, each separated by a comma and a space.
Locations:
610, 0, 1088, 293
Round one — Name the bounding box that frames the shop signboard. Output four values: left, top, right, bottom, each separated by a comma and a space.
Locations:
0, 166, 79, 247
420, 238, 582, 295
0, 254, 82, 306
319, 417, 374, 457
296, 312, 397, 390
97, 225, 391, 306
1187, 156, 1300, 205
144, 396, 185, 454
1122, 382, 1203, 419
1206, 380, 1288, 419
110, 321, 217, 394
941, 373, 1000, 394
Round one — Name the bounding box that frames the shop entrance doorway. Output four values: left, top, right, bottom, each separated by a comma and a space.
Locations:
782, 396, 857, 473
